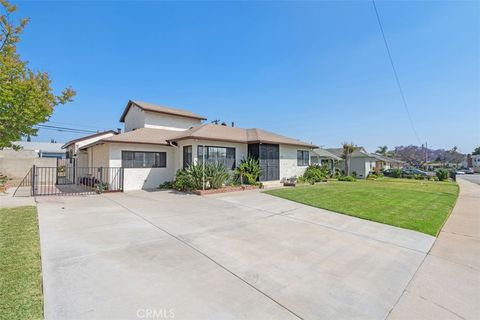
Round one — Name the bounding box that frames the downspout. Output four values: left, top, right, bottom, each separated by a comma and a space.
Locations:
168, 141, 179, 173
202, 144, 205, 191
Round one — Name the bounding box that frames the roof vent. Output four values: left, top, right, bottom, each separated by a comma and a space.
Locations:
221, 122, 227, 126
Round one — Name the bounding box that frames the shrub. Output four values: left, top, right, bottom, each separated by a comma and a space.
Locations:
436, 168, 450, 181
205, 163, 229, 189
186, 164, 205, 189
414, 174, 425, 180
174, 169, 194, 191
301, 165, 328, 185
333, 168, 341, 178
338, 175, 356, 182
367, 173, 378, 180
351, 171, 357, 178
174, 163, 230, 191
234, 157, 261, 185
391, 168, 403, 178
159, 181, 174, 189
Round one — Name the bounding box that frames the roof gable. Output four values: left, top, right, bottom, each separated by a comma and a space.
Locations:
119, 100, 207, 122
62, 130, 117, 149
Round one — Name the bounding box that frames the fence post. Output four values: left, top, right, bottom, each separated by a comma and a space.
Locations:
121, 167, 124, 191
31, 165, 36, 196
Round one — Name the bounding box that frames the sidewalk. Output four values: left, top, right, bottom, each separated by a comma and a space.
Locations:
388, 177, 480, 320
0, 187, 35, 208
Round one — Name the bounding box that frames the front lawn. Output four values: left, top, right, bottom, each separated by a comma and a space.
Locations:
264, 179, 459, 236
0, 206, 43, 320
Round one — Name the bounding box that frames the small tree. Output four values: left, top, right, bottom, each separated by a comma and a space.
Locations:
472, 147, 480, 156
0, 0, 75, 148
341, 142, 357, 176
376, 145, 388, 156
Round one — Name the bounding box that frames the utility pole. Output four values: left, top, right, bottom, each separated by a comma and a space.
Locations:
425, 142, 428, 163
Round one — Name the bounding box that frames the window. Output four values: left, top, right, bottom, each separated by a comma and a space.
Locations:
183, 146, 192, 169
122, 151, 166, 168
197, 146, 236, 169
297, 150, 309, 166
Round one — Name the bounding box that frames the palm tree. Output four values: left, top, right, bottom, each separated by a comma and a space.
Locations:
342, 142, 357, 176
376, 145, 388, 156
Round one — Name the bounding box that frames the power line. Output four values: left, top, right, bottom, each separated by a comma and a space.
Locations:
35, 124, 97, 134
47, 120, 111, 131
372, 0, 422, 144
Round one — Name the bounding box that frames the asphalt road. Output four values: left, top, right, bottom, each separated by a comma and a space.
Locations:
458, 174, 480, 185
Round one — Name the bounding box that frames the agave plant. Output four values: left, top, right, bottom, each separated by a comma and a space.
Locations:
205, 163, 229, 189
185, 164, 205, 190
234, 157, 261, 185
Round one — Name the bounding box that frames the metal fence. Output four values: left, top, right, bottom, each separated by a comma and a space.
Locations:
14, 165, 123, 196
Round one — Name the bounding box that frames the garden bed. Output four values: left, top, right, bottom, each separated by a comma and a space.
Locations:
193, 185, 260, 195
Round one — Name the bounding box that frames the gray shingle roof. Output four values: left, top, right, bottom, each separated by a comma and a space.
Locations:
82, 124, 317, 149
120, 100, 207, 122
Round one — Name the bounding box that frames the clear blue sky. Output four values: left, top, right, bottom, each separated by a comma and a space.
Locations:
15, 0, 479, 153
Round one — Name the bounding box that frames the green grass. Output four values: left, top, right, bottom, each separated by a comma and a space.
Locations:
0, 206, 43, 320
264, 179, 459, 236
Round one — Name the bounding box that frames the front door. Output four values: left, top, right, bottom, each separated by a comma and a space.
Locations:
260, 144, 279, 181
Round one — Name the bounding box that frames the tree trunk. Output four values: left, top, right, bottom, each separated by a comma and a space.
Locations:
344, 155, 349, 176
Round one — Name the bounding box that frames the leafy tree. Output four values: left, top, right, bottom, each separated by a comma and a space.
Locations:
0, 0, 75, 148
473, 147, 480, 156
376, 145, 388, 156
341, 142, 357, 176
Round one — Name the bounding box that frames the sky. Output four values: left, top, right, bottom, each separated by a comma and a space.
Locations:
12, 0, 480, 153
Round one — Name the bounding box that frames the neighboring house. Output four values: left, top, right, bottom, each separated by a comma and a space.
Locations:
326, 147, 404, 178
473, 155, 480, 173
62, 130, 118, 167
67, 100, 317, 191
310, 148, 341, 170
461, 154, 473, 169
14, 141, 66, 159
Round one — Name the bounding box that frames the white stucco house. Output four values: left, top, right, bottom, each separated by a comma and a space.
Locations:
472, 154, 480, 173
62, 130, 118, 167
65, 100, 317, 191
326, 147, 404, 178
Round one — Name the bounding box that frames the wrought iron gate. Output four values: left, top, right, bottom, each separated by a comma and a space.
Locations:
14, 164, 123, 196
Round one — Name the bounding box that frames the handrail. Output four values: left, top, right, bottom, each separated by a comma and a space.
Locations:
12, 168, 33, 197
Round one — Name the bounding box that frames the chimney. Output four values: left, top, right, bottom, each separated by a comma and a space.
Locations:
117, 128, 122, 134
231, 122, 235, 127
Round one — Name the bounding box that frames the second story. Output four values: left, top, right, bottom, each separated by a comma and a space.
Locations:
120, 100, 207, 132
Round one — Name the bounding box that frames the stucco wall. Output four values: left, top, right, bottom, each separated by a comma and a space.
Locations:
124, 105, 145, 132
144, 111, 202, 131
108, 143, 176, 191
123, 105, 202, 132
348, 157, 375, 178
88, 143, 110, 168
0, 149, 56, 180
279, 145, 310, 180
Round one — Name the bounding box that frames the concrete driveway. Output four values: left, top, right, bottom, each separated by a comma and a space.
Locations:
37, 189, 435, 320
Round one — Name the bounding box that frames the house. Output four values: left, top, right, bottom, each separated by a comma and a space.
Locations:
14, 141, 66, 159
326, 147, 404, 178
62, 130, 118, 167
473, 155, 480, 173
68, 100, 317, 191
310, 148, 341, 171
